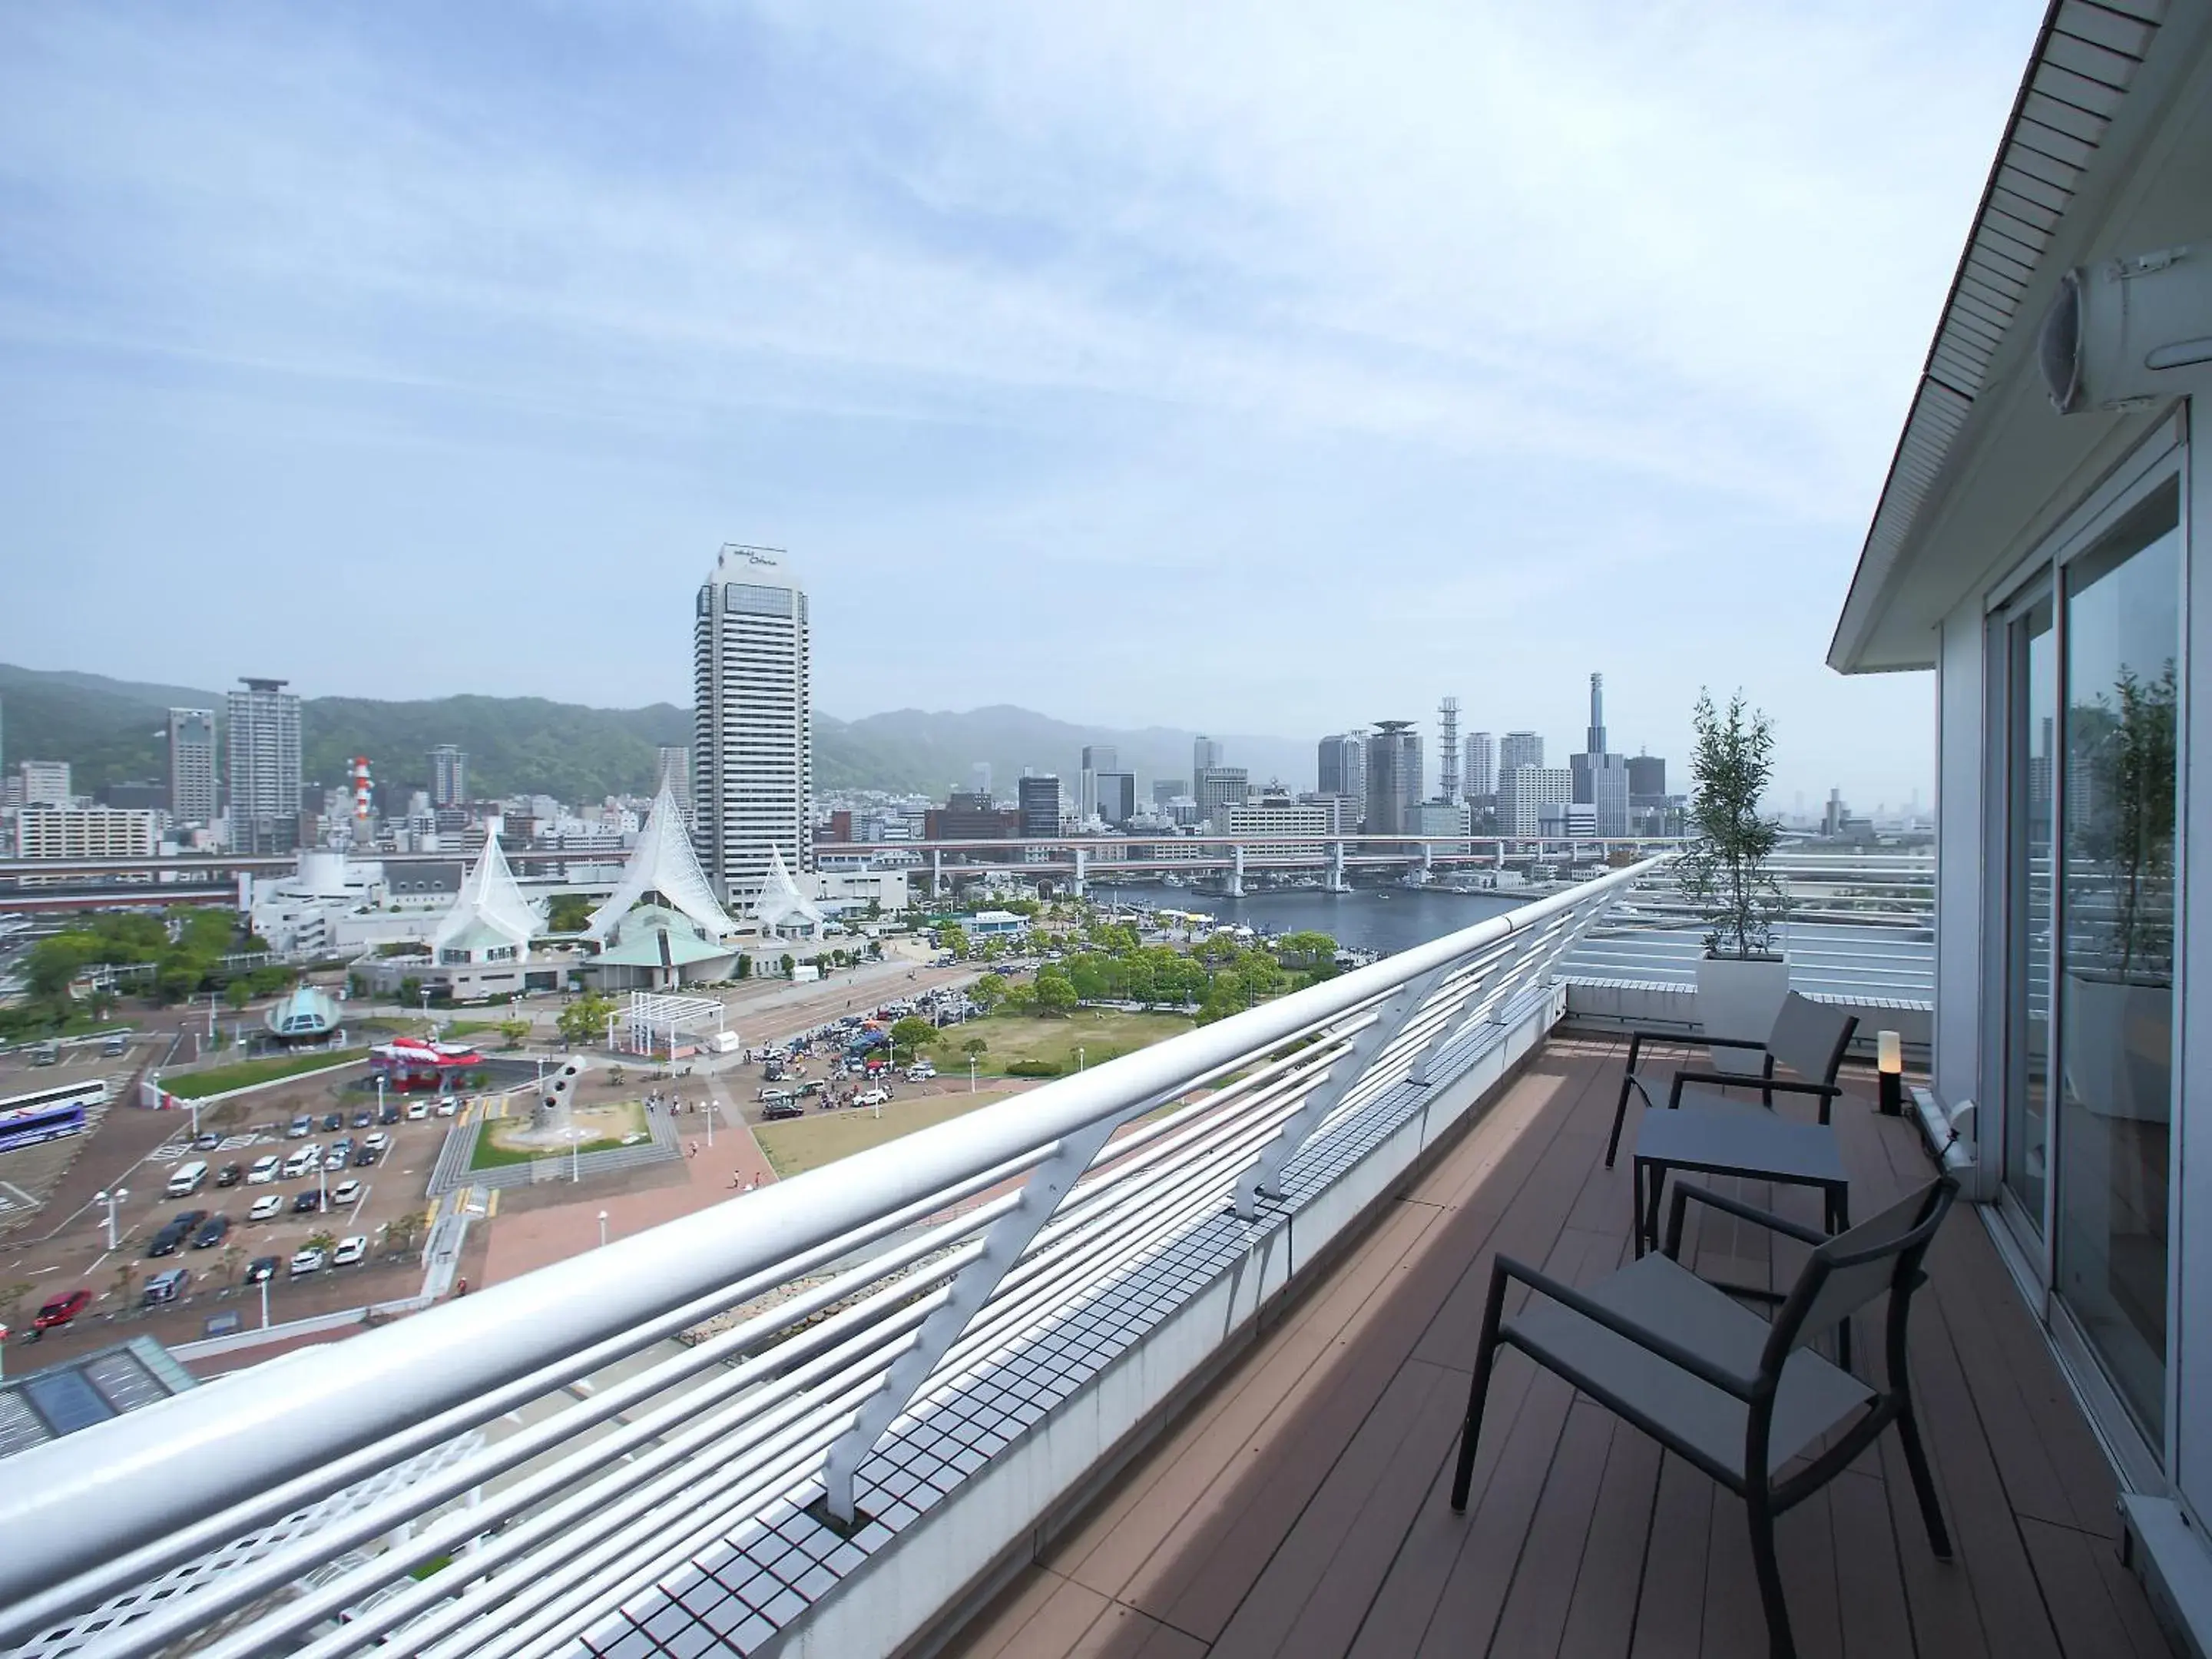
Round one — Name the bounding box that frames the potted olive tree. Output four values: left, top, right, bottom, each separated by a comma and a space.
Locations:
1677, 690, 1790, 1047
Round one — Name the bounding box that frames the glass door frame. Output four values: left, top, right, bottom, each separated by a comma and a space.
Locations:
1982, 417, 2187, 1496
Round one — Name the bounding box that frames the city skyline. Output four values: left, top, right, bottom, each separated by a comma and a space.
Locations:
0, 5, 2013, 811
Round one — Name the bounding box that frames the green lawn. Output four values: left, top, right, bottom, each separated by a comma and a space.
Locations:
468, 1131, 634, 1170
161, 1048, 366, 1099
926, 1010, 1194, 1078
753, 1090, 1023, 1178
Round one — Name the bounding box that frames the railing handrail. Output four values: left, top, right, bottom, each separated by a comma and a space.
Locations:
0, 856, 1665, 1617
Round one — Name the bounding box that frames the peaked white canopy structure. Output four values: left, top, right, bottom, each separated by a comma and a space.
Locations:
753, 845, 826, 939
587, 784, 734, 942
432, 833, 541, 959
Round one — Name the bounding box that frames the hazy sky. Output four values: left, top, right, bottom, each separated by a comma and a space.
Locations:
0, 4, 2036, 809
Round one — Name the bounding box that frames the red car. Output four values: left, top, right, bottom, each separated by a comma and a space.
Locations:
34, 1288, 91, 1331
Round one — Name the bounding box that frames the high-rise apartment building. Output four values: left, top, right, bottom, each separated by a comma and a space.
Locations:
694, 544, 812, 909
1363, 723, 1422, 838
1316, 732, 1367, 803
1192, 734, 1224, 777
1465, 731, 1496, 799
227, 677, 302, 854
1499, 731, 1544, 773
1499, 766, 1572, 836
429, 743, 469, 810
18, 758, 71, 808
657, 747, 694, 827
167, 709, 217, 823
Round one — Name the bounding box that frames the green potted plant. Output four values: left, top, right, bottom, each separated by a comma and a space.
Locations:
1676, 690, 1790, 1046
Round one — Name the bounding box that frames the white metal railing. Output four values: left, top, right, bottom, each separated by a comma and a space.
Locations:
0, 861, 1660, 1659
1561, 849, 1935, 1003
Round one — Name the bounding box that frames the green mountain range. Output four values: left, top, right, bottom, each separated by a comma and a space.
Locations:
0, 664, 1316, 806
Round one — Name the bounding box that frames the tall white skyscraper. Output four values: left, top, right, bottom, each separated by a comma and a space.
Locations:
429, 743, 468, 809
1465, 731, 1496, 798
227, 677, 302, 854
694, 544, 812, 909
1192, 734, 1224, 777
167, 708, 217, 823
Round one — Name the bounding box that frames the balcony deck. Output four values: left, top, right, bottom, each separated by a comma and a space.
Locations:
944, 1035, 2170, 1659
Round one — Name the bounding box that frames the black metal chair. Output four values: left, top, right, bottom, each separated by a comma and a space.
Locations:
1605, 991, 1859, 1167
1449, 1174, 1957, 1659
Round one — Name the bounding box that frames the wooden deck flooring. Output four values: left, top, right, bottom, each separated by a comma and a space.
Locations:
941, 1035, 2172, 1659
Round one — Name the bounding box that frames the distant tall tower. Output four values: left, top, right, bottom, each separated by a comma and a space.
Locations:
656, 746, 694, 827
1078, 743, 1118, 822
1317, 731, 1367, 801
1586, 673, 1608, 755
1363, 722, 1422, 838
226, 677, 302, 855
167, 707, 217, 823
1437, 697, 1462, 805
1465, 730, 1496, 798
694, 543, 813, 909
350, 757, 376, 845
1192, 734, 1224, 777
429, 743, 468, 808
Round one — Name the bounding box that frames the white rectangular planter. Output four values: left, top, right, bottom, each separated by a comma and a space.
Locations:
1695, 952, 1790, 1063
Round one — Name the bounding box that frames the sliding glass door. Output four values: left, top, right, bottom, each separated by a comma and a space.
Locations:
1996, 465, 2182, 1452
2055, 477, 2181, 1442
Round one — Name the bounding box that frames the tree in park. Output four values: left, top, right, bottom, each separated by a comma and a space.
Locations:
780, 955, 796, 979
111, 1260, 139, 1308
224, 979, 252, 1011
220, 1243, 247, 1286
0, 1280, 33, 1335
305, 1230, 339, 1257
556, 992, 619, 1048
971, 973, 1008, 1012
1033, 969, 1078, 1017
887, 1017, 936, 1061
962, 1036, 988, 1058
498, 1018, 531, 1050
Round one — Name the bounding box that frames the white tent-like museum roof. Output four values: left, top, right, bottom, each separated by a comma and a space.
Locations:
587, 783, 734, 942
753, 845, 826, 938
432, 832, 540, 958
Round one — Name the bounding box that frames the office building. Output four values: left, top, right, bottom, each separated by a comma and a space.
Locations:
1152, 779, 1186, 806
1194, 766, 1250, 831
227, 677, 303, 856
1078, 744, 1118, 822
167, 709, 217, 823
1017, 774, 1063, 839
657, 747, 694, 828
970, 762, 992, 800
1316, 732, 1367, 803
1465, 731, 1495, 799
1224, 790, 1333, 858
1626, 753, 1666, 798
18, 759, 71, 808
1412, 799, 1472, 849
1498, 766, 1571, 837
1092, 770, 1136, 828
16, 805, 160, 859
694, 543, 812, 909
429, 743, 468, 810
1363, 722, 1422, 838
1568, 674, 1631, 837
1499, 731, 1543, 773
1191, 734, 1223, 778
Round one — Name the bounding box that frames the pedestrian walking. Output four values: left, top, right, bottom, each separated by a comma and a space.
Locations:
687, 1141, 698, 1158
744, 1177, 757, 1194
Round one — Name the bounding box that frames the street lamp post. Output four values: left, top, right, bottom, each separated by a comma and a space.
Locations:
969, 1056, 977, 1094
598, 1210, 608, 1248
259, 1275, 271, 1330
94, 1187, 129, 1251
1077, 1046, 1085, 1072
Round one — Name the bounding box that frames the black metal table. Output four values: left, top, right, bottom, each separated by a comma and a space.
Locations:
1631, 1106, 1851, 1260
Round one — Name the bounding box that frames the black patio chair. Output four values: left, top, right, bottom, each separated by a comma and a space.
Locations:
1449, 1174, 1958, 1659
1605, 991, 1859, 1167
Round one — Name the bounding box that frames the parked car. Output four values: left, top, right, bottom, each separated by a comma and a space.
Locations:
405, 1101, 431, 1121
192, 1132, 221, 1153
288, 1115, 313, 1138
34, 1288, 91, 1331
331, 1179, 363, 1207
292, 1191, 323, 1214
352, 1144, 379, 1167
435, 1096, 460, 1118
332, 1235, 368, 1267
905, 1063, 936, 1081
363, 1131, 391, 1151
190, 1214, 230, 1250
320, 1111, 343, 1132
762, 1099, 805, 1121
377, 1102, 400, 1125
855, 1088, 889, 1108
247, 1194, 284, 1222
243, 1255, 279, 1283
215, 1162, 246, 1189
142, 1267, 190, 1306
322, 1146, 350, 1174
289, 1247, 325, 1276
103, 1034, 129, 1057
350, 1108, 375, 1129
247, 1154, 282, 1185
282, 1149, 318, 1180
